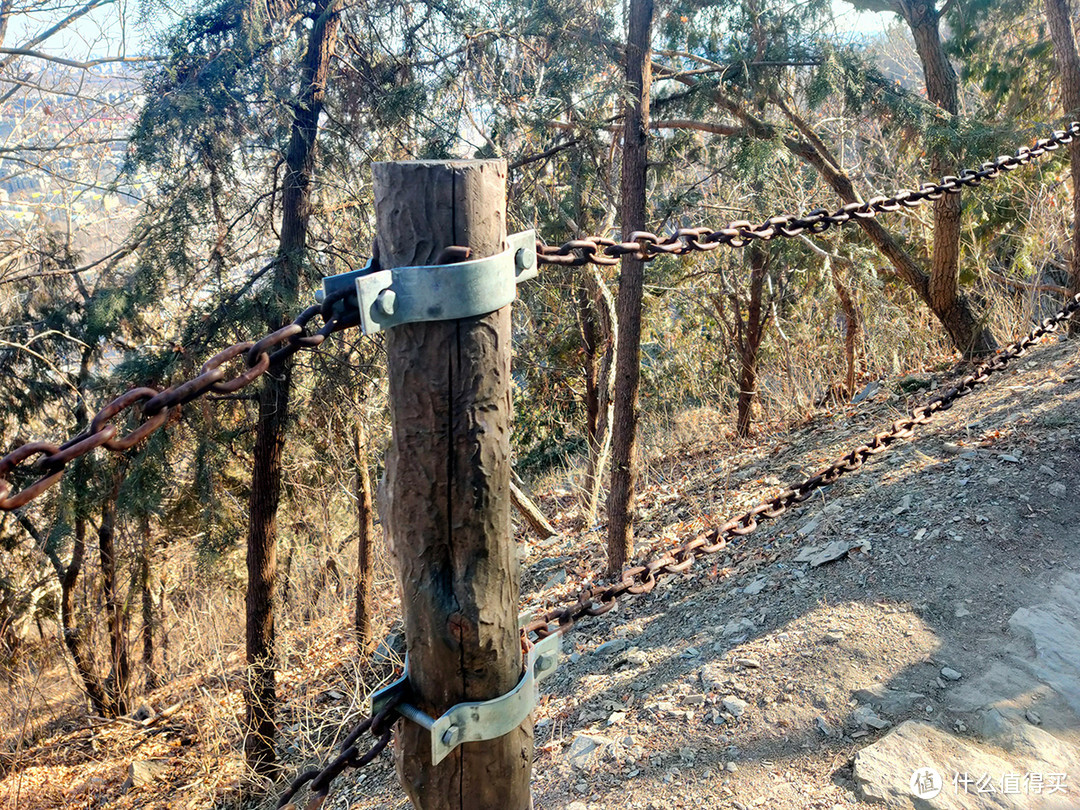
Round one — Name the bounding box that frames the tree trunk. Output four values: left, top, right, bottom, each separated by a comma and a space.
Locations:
736, 247, 769, 437
278, 532, 295, 609
901, 0, 996, 355
580, 266, 616, 524
56, 348, 110, 715
829, 259, 861, 399
243, 0, 341, 775
510, 480, 558, 538
1044, 0, 1080, 315
578, 281, 601, 446
785, 132, 992, 354
15, 513, 113, 707
375, 159, 530, 810
62, 517, 109, 715
99, 470, 129, 717
711, 90, 994, 355
158, 579, 169, 681
139, 514, 158, 692
245, 375, 287, 772
607, 0, 653, 578
354, 395, 375, 649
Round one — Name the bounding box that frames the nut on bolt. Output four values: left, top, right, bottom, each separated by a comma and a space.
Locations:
375, 288, 396, 317
515, 247, 535, 272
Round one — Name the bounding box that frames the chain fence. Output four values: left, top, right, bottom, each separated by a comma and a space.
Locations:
280, 292, 1080, 807
276, 693, 401, 810
3, 121, 1079, 807
0, 288, 358, 512
4, 123, 1074, 512
536, 122, 1080, 266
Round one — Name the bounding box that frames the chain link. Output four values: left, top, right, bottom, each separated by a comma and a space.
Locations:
0, 288, 359, 512
535, 123, 1080, 266
524, 293, 1080, 640
276, 693, 401, 810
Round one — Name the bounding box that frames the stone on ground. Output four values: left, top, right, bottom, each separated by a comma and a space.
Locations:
1009, 572, 1080, 715
566, 733, 608, 770
122, 760, 168, 791
852, 720, 1077, 809
855, 573, 1080, 809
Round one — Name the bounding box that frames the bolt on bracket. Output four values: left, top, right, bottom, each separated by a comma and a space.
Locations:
370, 617, 560, 766
319, 230, 538, 336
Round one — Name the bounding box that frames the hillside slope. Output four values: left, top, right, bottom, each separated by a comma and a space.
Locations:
5, 330, 1080, 810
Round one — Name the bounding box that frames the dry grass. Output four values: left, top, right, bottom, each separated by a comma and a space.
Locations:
0, 524, 403, 810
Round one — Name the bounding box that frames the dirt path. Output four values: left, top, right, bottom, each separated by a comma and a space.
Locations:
337, 333, 1080, 810
515, 334, 1080, 810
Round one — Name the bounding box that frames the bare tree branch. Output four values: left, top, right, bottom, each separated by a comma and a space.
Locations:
0, 48, 156, 70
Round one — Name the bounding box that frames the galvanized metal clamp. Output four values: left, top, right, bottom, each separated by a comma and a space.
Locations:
318, 230, 538, 335
369, 620, 560, 766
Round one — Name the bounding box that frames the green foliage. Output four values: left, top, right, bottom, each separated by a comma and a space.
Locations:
946, 0, 1056, 119
129, 0, 275, 177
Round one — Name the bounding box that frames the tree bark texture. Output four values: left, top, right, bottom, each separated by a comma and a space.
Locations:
354, 388, 375, 648
900, 0, 995, 355
243, 0, 340, 775
607, 0, 653, 577
828, 257, 861, 399
510, 481, 558, 539
580, 266, 616, 525
99, 472, 129, 717
139, 514, 158, 692
244, 370, 289, 773
736, 247, 769, 438
62, 517, 109, 715
374, 160, 530, 810
59, 350, 111, 715
578, 281, 601, 446
1044, 0, 1080, 309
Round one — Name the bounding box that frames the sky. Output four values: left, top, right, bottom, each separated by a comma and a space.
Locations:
6, 0, 897, 62
5, 1, 171, 59
831, 0, 897, 40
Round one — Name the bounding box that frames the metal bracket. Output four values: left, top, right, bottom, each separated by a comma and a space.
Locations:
370, 619, 560, 766
318, 257, 375, 316
319, 230, 537, 336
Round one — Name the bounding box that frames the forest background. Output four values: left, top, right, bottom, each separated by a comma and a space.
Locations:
1, 0, 1079, 803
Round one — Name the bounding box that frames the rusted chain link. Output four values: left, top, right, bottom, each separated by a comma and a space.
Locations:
0, 288, 360, 511
277, 693, 401, 810
524, 293, 1080, 640
536, 122, 1080, 266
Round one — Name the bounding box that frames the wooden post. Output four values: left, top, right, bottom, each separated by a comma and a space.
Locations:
374, 160, 531, 810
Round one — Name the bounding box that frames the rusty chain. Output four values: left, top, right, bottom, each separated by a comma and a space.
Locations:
3, 120, 1074, 803
276, 692, 401, 810
273, 291, 1080, 807
524, 292, 1080, 640
7, 123, 1076, 509
536, 122, 1080, 266
0, 287, 360, 512
274, 291, 1080, 806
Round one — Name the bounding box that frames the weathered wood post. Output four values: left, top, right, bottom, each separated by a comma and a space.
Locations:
374, 160, 531, 810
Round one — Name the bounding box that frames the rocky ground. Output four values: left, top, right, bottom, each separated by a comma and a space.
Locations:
5, 330, 1080, 810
